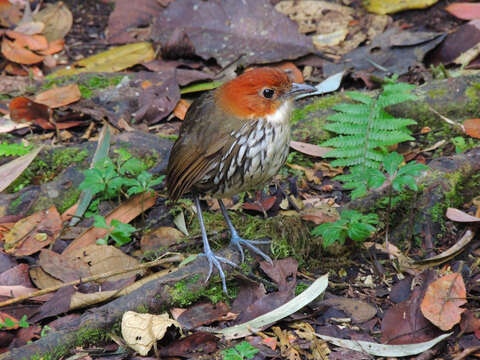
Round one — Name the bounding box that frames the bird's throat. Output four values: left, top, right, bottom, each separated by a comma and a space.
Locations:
264, 100, 293, 125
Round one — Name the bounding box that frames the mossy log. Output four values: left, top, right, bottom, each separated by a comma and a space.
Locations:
0, 248, 241, 360
292, 74, 480, 143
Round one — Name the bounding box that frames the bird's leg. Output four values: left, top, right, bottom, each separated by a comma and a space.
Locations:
218, 199, 273, 264
195, 195, 236, 294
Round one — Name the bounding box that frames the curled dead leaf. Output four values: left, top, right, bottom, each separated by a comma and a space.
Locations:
420, 273, 466, 331
32, 1, 73, 42
1, 37, 44, 64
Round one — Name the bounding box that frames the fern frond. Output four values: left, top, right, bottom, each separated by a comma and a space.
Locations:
320, 135, 365, 148
345, 91, 374, 105
321, 78, 418, 196
332, 103, 371, 115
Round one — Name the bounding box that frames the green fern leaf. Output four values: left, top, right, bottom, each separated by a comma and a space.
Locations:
0, 142, 32, 157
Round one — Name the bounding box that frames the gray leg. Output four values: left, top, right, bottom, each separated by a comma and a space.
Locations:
195, 196, 236, 294
218, 199, 272, 264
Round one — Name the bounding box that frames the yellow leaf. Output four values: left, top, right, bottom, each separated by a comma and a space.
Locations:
50, 42, 155, 78
364, 0, 439, 15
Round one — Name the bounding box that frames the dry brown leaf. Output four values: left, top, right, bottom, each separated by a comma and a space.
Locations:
122, 311, 181, 356
69, 244, 144, 282
62, 192, 157, 255
173, 99, 190, 120
5, 30, 48, 51
0, 146, 44, 192
274, 62, 304, 83
290, 140, 332, 158
140, 226, 184, 251
464, 118, 480, 139
446, 207, 480, 222
38, 38, 64, 55
421, 273, 466, 331
4, 206, 62, 256
1, 38, 44, 64
32, 1, 73, 42
34, 84, 81, 108
9, 97, 53, 129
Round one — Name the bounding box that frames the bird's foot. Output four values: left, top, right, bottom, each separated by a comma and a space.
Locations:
199, 249, 237, 294
230, 234, 272, 264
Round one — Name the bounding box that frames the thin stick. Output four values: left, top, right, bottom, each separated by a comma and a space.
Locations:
0, 254, 183, 308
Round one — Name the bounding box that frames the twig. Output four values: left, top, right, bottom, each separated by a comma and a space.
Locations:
0, 254, 183, 308
427, 104, 465, 132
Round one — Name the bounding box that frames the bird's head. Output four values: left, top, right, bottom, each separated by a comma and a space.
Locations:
215, 67, 316, 120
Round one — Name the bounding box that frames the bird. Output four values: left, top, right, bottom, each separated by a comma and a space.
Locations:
167, 67, 316, 293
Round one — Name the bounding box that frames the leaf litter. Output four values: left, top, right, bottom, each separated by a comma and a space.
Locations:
0, 0, 478, 358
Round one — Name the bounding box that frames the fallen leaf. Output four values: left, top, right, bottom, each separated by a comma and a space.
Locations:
446, 208, 480, 222
4, 205, 62, 256
152, 0, 313, 68
1, 38, 44, 64
122, 311, 181, 356
158, 332, 218, 357
5, 30, 48, 51
364, 0, 439, 15
140, 226, 184, 252
63, 192, 157, 255
445, 3, 480, 20
177, 302, 231, 329
274, 62, 303, 83
243, 196, 277, 213
32, 2, 73, 42
464, 118, 480, 139
0, 146, 44, 192
50, 42, 155, 78
322, 297, 377, 323
0, 0, 22, 27
421, 273, 466, 331
173, 99, 190, 120
38, 38, 64, 55
34, 84, 81, 108
460, 310, 480, 334
9, 97, 53, 129
290, 140, 331, 157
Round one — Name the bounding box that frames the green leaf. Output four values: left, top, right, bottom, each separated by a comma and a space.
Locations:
235, 341, 259, 359
348, 222, 376, 241
18, 315, 29, 328
221, 348, 243, 360
3, 318, 16, 327
93, 215, 109, 229
0, 142, 32, 157
383, 152, 403, 176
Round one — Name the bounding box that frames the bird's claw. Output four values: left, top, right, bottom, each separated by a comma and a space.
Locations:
230, 234, 273, 265
199, 250, 237, 294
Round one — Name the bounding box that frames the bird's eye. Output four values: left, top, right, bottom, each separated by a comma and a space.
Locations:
262, 88, 275, 99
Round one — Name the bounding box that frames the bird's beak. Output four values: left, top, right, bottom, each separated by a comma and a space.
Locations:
287, 82, 317, 97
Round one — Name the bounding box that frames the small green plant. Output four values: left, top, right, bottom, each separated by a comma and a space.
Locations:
94, 215, 136, 246
321, 76, 419, 198
451, 136, 477, 154
312, 210, 379, 247
313, 152, 428, 247
222, 341, 259, 360
0, 315, 29, 329
79, 151, 164, 216
0, 142, 32, 157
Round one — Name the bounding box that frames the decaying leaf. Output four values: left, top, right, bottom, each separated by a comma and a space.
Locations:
32, 1, 73, 42
50, 42, 155, 78
1, 38, 44, 64
4, 205, 62, 256
364, 0, 439, 15
122, 311, 181, 356
290, 141, 331, 158
9, 97, 53, 129
34, 84, 82, 108
464, 118, 480, 139
445, 3, 480, 20
0, 145, 43, 192
421, 273, 467, 331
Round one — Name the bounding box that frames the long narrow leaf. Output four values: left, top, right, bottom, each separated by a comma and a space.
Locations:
0, 146, 43, 192
70, 125, 110, 225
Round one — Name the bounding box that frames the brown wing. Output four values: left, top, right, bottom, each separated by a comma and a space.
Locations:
167, 92, 243, 202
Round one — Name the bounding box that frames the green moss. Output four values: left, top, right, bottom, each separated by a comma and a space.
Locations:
168, 274, 234, 306
136, 304, 149, 313
427, 88, 447, 99
7, 148, 88, 193
8, 194, 23, 214
291, 95, 342, 125
56, 187, 81, 214
42, 74, 125, 99
158, 134, 179, 141
27, 327, 107, 360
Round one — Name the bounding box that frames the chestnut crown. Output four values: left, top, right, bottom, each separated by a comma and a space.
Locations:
215, 67, 304, 119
